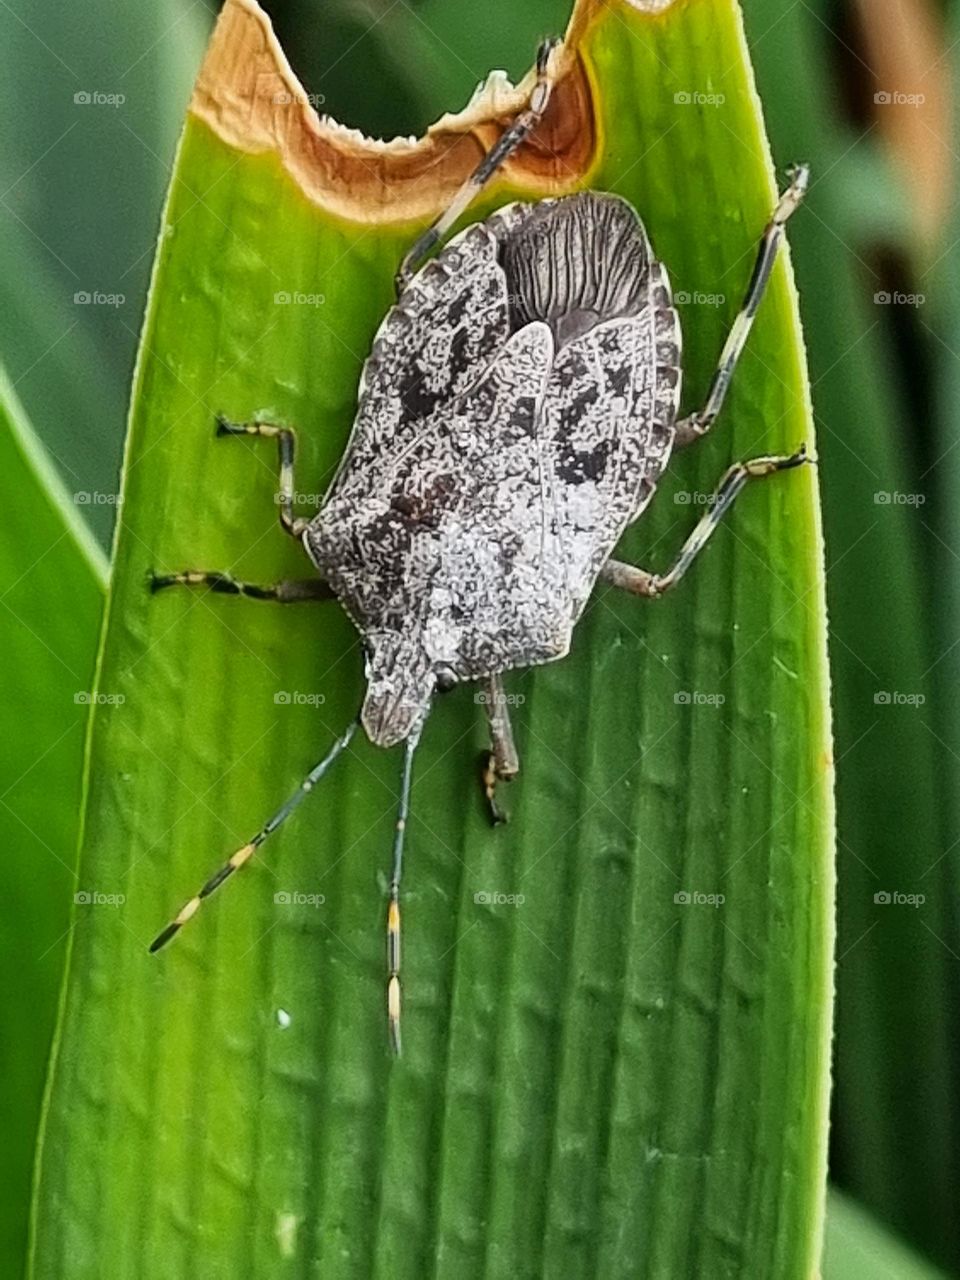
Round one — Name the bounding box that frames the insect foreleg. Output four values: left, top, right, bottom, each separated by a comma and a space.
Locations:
395, 36, 561, 292
601, 448, 810, 598
215, 413, 308, 538
149, 719, 358, 952
480, 674, 519, 826
150, 570, 334, 604
675, 164, 809, 448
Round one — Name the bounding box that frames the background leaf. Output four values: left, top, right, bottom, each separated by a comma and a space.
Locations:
823, 1187, 949, 1280
0, 0, 209, 544
0, 366, 106, 1275
744, 1, 960, 1268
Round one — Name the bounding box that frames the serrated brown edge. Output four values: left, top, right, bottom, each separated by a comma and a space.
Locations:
189, 0, 608, 224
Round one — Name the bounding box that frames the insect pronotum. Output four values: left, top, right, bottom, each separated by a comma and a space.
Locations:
149, 36, 811, 1055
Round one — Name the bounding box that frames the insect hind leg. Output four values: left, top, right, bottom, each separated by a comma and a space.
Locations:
674, 164, 809, 448
395, 36, 561, 293
601, 447, 811, 598
480, 674, 519, 825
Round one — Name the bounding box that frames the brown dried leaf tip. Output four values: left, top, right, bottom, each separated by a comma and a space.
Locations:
190, 0, 601, 223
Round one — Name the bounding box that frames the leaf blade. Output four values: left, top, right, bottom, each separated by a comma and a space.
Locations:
0, 365, 106, 1275
30, 3, 834, 1277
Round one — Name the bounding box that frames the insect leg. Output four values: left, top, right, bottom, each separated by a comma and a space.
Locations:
150, 570, 334, 603
387, 733, 419, 1055
215, 414, 308, 538
395, 36, 561, 291
149, 719, 358, 952
674, 164, 809, 449
601, 448, 810, 598
480, 674, 519, 826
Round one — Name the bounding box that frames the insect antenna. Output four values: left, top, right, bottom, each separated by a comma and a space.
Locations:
387, 731, 419, 1055
149, 718, 359, 953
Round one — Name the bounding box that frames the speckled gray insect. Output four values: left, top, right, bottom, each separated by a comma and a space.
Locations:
149, 36, 809, 1053
306, 194, 680, 747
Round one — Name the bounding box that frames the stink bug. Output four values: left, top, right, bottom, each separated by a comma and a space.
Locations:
149, 38, 810, 1053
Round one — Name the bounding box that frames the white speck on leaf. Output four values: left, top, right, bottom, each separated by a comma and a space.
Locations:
275, 1212, 300, 1258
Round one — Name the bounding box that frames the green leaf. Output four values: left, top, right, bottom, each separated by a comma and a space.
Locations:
0, 0, 210, 545
0, 365, 106, 1275
745, 2, 959, 1266
30, 1, 833, 1276
824, 1189, 948, 1280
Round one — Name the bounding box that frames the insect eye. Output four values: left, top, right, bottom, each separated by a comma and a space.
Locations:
434, 666, 457, 693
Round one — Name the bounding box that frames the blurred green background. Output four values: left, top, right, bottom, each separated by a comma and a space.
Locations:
0, 0, 957, 1275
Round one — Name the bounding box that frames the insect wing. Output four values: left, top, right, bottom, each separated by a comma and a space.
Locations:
542, 307, 676, 617
330, 224, 512, 497
406, 317, 572, 674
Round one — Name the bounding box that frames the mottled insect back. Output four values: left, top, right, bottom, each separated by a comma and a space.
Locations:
150, 37, 809, 1054
305, 192, 681, 747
